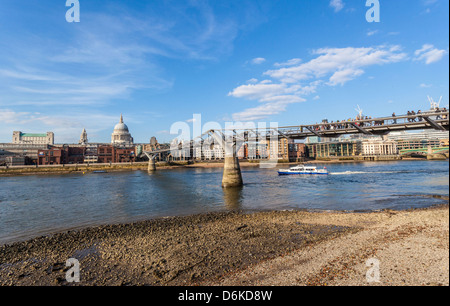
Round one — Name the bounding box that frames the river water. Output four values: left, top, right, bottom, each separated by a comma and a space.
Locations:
0, 160, 448, 245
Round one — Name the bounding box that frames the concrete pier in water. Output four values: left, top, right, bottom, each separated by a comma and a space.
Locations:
222, 156, 243, 188
147, 156, 157, 172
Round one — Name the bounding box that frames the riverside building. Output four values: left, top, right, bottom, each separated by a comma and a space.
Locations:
12, 131, 54, 145
361, 139, 398, 156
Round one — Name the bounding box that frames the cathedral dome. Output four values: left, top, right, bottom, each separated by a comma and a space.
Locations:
111, 114, 133, 146
113, 122, 129, 132
113, 114, 129, 132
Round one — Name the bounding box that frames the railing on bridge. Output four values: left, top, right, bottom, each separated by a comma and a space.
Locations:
232, 111, 449, 140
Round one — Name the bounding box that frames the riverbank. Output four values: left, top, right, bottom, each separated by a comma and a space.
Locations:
0, 161, 260, 177
0, 157, 446, 177
1, 203, 448, 286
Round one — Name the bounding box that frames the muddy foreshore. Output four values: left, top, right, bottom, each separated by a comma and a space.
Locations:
1, 203, 448, 286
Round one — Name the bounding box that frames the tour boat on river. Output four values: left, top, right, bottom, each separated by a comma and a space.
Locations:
278, 165, 329, 175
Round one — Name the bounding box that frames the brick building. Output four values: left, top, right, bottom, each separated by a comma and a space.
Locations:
37, 144, 136, 165
38, 146, 86, 165
288, 142, 308, 162
98, 145, 136, 163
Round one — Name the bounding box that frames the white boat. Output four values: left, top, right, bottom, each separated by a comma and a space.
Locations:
278, 165, 329, 175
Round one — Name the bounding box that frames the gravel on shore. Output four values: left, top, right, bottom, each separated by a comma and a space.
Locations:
0, 204, 448, 286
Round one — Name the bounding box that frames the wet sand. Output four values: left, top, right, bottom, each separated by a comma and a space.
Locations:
0, 203, 448, 286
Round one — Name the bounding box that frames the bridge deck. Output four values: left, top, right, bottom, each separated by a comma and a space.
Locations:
245, 111, 449, 140
144, 111, 449, 156
279, 116, 449, 139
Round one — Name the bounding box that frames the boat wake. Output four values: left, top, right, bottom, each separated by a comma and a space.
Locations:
330, 171, 398, 175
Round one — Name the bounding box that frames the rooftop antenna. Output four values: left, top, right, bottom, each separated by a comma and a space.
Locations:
355, 105, 364, 119
428, 95, 442, 110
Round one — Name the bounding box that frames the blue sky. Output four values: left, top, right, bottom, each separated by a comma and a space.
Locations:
0, 0, 448, 143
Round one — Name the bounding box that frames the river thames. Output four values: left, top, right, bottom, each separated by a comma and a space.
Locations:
0, 160, 448, 245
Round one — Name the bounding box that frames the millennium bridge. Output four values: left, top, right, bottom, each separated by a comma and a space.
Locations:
144, 110, 449, 188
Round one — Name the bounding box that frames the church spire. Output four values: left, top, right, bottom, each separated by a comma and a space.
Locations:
120, 113, 123, 123
79, 128, 88, 145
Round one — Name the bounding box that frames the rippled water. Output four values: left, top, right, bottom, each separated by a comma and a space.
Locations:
0, 160, 448, 245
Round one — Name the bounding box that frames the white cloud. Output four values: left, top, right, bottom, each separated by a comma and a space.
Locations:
229, 45, 408, 121
329, 68, 365, 86
330, 0, 345, 12
232, 99, 305, 122
414, 44, 447, 64
228, 80, 310, 121
274, 58, 302, 67
260, 80, 272, 84
420, 83, 433, 88
229, 83, 291, 101
264, 46, 407, 85
0, 109, 33, 125
367, 30, 379, 37
251, 57, 266, 65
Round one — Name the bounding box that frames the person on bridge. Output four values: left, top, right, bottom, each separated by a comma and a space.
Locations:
417, 110, 423, 121
392, 112, 397, 124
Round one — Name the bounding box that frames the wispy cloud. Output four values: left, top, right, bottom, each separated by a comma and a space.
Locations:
423, 0, 438, 6
0, 109, 119, 143
330, 0, 345, 12
274, 58, 302, 67
251, 57, 266, 65
231, 98, 305, 122
0, 1, 254, 107
0, 69, 57, 81
420, 83, 433, 88
0, 1, 276, 142
414, 44, 448, 64
422, 0, 441, 13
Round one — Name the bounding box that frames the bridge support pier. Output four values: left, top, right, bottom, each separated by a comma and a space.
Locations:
222, 156, 243, 188
207, 130, 244, 188
147, 156, 157, 172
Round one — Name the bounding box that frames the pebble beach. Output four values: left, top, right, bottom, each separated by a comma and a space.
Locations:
0, 201, 448, 286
